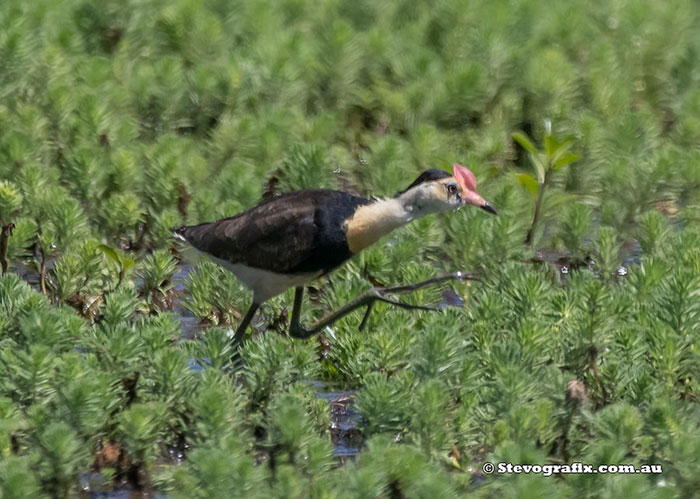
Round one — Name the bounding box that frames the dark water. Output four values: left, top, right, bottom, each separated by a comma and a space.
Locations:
171, 264, 208, 340
308, 380, 363, 461
78, 473, 169, 499
533, 237, 640, 281
12, 261, 44, 292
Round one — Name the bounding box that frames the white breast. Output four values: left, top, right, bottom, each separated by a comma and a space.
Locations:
210, 256, 321, 303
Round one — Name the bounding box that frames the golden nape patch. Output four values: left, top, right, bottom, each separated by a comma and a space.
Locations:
345, 198, 412, 254
345, 176, 460, 254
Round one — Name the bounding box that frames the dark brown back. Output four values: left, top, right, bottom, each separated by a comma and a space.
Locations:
174, 190, 369, 274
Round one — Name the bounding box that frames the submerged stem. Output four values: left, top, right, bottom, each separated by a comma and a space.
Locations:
0, 223, 15, 274
525, 171, 550, 246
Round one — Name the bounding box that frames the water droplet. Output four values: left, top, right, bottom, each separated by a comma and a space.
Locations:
325, 326, 337, 340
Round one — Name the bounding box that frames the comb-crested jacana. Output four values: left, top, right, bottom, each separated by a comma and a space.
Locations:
173, 163, 496, 346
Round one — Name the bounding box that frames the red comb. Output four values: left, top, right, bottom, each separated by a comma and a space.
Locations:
453, 163, 477, 192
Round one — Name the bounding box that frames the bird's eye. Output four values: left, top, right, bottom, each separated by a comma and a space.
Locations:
446, 183, 458, 195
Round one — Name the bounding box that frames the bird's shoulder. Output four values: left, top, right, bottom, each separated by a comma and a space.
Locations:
216, 189, 368, 236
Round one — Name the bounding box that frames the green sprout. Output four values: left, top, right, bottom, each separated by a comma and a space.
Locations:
137, 249, 178, 312
513, 125, 580, 246
98, 244, 135, 290
0, 181, 23, 274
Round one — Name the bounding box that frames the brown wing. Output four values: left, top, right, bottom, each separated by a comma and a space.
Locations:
174, 190, 368, 274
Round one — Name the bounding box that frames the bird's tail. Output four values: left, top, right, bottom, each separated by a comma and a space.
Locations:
170, 225, 206, 266
170, 225, 188, 242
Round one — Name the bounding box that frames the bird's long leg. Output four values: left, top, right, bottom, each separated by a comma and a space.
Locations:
289, 272, 480, 339
358, 302, 375, 331
289, 286, 307, 336
231, 302, 260, 347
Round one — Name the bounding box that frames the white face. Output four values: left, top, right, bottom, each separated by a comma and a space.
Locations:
401, 169, 497, 218
409, 179, 464, 217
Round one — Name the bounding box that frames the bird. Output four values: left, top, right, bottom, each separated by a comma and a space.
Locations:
172, 163, 496, 345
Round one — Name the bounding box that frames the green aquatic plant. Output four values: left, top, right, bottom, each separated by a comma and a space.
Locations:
355, 372, 412, 436
98, 244, 135, 290
137, 249, 178, 312
100, 192, 144, 246
558, 203, 593, 261
513, 127, 581, 246
183, 261, 248, 325
36, 422, 90, 498
115, 402, 168, 487
637, 210, 671, 257
0, 455, 42, 499
0, 180, 23, 274
593, 226, 622, 280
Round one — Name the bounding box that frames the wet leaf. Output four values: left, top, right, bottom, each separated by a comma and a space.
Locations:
554, 152, 581, 169
544, 134, 557, 157
512, 131, 538, 155
98, 244, 120, 266
518, 173, 539, 195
